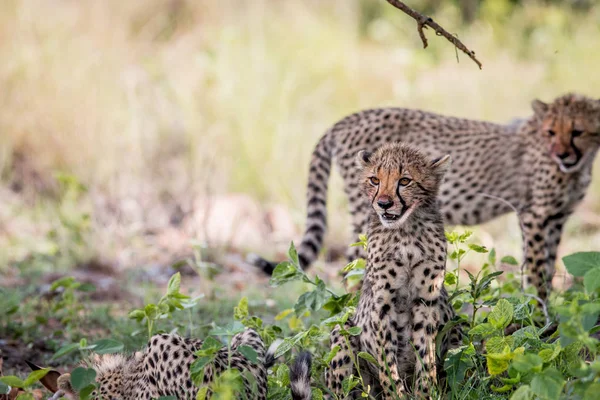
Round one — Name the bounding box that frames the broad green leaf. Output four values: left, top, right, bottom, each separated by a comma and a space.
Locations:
488, 299, 514, 330
501, 256, 519, 266
0, 381, 9, 395
342, 258, 366, 273
486, 336, 514, 354
538, 344, 561, 363
237, 345, 258, 363
144, 304, 159, 320
530, 368, 565, 400
347, 326, 362, 336
342, 375, 360, 395
491, 384, 513, 393
0, 376, 25, 389
486, 353, 511, 375
311, 388, 324, 400
325, 346, 340, 364
22, 369, 51, 387
584, 382, 600, 400
563, 252, 600, 277
269, 261, 303, 287
276, 363, 290, 386
357, 352, 379, 366
128, 309, 146, 322
511, 354, 543, 373
79, 384, 97, 400
583, 267, 600, 293
92, 339, 124, 354
468, 323, 497, 337
510, 385, 533, 400
70, 367, 97, 391
294, 288, 330, 316
51, 343, 80, 360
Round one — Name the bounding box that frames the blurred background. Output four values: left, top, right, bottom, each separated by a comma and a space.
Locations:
1, 0, 600, 332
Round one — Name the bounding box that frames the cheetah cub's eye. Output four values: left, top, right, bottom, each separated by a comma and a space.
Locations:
399, 177, 411, 186
571, 129, 583, 137
369, 177, 380, 186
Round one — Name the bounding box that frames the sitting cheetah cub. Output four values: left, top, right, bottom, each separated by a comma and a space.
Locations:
34, 328, 272, 400
327, 143, 461, 399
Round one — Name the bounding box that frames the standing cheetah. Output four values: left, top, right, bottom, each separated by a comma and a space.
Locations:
326, 143, 462, 399
252, 93, 600, 299
35, 328, 272, 400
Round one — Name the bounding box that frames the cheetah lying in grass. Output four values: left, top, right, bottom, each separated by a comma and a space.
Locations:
34, 328, 273, 400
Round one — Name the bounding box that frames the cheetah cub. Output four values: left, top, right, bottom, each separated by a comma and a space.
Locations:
34, 328, 271, 400
327, 143, 461, 399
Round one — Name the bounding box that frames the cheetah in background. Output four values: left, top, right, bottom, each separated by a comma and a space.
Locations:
251, 93, 600, 300
34, 328, 273, 400
326, 143, 462, 399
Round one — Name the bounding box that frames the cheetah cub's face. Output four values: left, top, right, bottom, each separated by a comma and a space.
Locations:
357, 143, 450, 229
532, 94, 600, 173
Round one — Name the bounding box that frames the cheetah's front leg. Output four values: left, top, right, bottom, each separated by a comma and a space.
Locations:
411, 301, 440, 398
327, 324, 360, 398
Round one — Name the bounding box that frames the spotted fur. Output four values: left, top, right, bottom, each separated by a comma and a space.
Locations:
42, 328, 270, 400
326, 143, 462, 399
252, 93, 600, 299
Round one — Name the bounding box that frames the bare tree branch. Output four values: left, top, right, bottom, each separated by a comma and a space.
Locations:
385, 0, 483, 69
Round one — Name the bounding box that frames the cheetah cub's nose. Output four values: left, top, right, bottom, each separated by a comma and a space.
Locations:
377, 196, 394, 210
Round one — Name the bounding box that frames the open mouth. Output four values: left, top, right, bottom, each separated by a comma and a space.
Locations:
381, 212, 401, 221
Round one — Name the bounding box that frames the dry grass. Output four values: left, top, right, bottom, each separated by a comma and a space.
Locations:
0, 0, 599, 271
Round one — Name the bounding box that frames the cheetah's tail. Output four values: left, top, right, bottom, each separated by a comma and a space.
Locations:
264, 339, 283, 369
248, 130, 335, 275
290, 352, 312, 400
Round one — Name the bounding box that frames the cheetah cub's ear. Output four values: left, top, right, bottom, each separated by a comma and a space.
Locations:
532, 99, 549, 116
431, 154, 451, 174
356, 150, 372, 168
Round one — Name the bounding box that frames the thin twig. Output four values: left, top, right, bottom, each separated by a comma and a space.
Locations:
477, 193, 527, 290
385, 0, 483, 69
523, 293, 551, 327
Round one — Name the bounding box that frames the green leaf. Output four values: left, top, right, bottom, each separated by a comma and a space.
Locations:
22, 369, 51, 387
444, 272, 457, 286
530, 368, 565, 400
488, 299, 514, 330
269, 261, 303, 287
563, 252, 600, 277
311, 388, 324, 400
237, 345, 258, 363
288, 242, 300, 267
294, 288, 330, 316
274, 308, 294, 321
79, 384, 97, 400
144, 304, 160, 320
468, 244, 488, 253
488, 248, 497, 265
583, 267, 600, 293
51, 343, 81, 360
128, 309, 146, 322
70, 367, 97, 391
501, 256, 519, 266
468, 323, 497, 337
347, 326, 362, 336
511, 354, 543, 373
486, 352, 511, 375
0, 376, 25, 389
92, 339, 124, 354
233, 297, 249, 321
167, 272, 181, 296
538, 344, 561, 363
510, 385, 533, 400
357, 352, 379, 366
486, 336, 514, 354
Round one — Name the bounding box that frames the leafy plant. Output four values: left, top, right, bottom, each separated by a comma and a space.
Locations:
128, 272, 201, 340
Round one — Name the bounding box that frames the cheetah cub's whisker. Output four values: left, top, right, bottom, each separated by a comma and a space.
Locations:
327, 143, 462, 400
